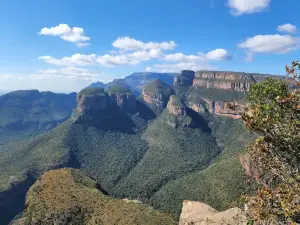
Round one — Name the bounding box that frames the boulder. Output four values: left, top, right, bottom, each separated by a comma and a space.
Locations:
179, 200, 248, 225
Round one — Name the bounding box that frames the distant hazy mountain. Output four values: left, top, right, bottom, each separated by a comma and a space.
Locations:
87, 72, 177, 95
0, 90, 76, 144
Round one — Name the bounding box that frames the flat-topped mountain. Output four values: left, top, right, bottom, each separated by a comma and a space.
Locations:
0, 90, 76, 144
12, 168, 176, 225
175, 70, 256, 92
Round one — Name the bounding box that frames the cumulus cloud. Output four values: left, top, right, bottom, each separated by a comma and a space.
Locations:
277, 23, 297, 33
205, 49, 232, 60
39, 54, 97, 66
39, 24, 90, 47
228, 0, 271, 16
239, 34, 300, 54
112, 37, 177, 51
39, 36, 230, 70
239, 34, 300, 60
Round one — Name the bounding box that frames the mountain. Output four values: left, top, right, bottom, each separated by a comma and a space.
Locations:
0, 90, 77, 144
11, 168, 176, 225
0, 70, 269, 224
88, 72, 177, 95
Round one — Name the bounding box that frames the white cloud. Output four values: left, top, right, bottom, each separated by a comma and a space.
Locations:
228, 0, 271, 16
76, 42, 90, 48
39, 54, 96, 66
145, 67, 154, 72
146, 62, 215, 73
163, 53, 204, 62
112, 37, 176, 51
0, 67, 111, 93
97, 49, 163, 67
277, 23, 297, 33
239, 34, 300, 54
39, 24, 90, 47
32, 67, 102, 80
239, 34, 300, 60
205, 49, 232, 60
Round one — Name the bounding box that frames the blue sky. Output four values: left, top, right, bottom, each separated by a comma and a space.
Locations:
0, 0, 299, 93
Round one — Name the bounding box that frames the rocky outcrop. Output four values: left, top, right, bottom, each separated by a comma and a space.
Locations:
142, 80, 173, 112
190, 97, 245, 119
174, 70, 195, 86
76, 87, 136, 113
77, 91, 108, 112
167, 95, 186, 116
193, 71, 256, 92
109, 93, 136, 112
179, 200, 247, 225
166, 95, 193, 128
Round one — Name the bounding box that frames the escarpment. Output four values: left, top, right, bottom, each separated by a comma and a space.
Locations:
193, 71, 255, 92
174, 70, 256, 92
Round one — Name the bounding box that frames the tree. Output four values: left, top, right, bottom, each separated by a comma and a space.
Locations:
243, 61, 300, 224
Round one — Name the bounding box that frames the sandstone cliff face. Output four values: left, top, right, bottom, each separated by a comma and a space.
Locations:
167, 95, 187, 116
179, 200, 247, 225
166, 95, 193, 128
76, 88, 136, 113
174, 70, 195, 86
193, 71, 255, 92
109, 93, 136, 112
142, 90, 168, 109
77, 93, 108, 112
190, 97, 244, 119
142, 79, 173, 112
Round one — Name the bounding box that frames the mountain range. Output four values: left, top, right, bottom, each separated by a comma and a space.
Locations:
0, 70, 284, 225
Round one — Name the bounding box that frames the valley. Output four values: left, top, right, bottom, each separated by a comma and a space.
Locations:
0, 70, 272, 224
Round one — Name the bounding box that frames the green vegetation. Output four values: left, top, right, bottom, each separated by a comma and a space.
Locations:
107, 85, 133, 95
0, 90, 76, 144
243, 61, 300, 224
172, 86, 246, 105
13, 168, 176, 225
143, 79, 173, 97
114, 109, 221, 201
149, 115, 256, 218
0, 81, 257, 224
79, 87, 106, 96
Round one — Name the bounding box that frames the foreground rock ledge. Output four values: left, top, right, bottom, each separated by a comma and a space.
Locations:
179, 200, 247, 225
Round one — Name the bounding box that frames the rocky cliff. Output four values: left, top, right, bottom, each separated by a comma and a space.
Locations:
193, 71, 255, 92
189, 97, 245, 119
75, 86, 138, 132
179, 200, 247, 225
165, 95, 193, 128
167, 95, 187, 116
174, 70, 256, 92
174, 70, 195, 86
141, 79, 173, 113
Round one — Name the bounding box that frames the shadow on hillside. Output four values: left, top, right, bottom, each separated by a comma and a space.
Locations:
75, 105, 138, 134
0, 174, 35, 225
135, 100, 156, 121
186, 107, 211, 134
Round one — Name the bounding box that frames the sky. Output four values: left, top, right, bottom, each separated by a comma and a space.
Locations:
0, 0, 299, 93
